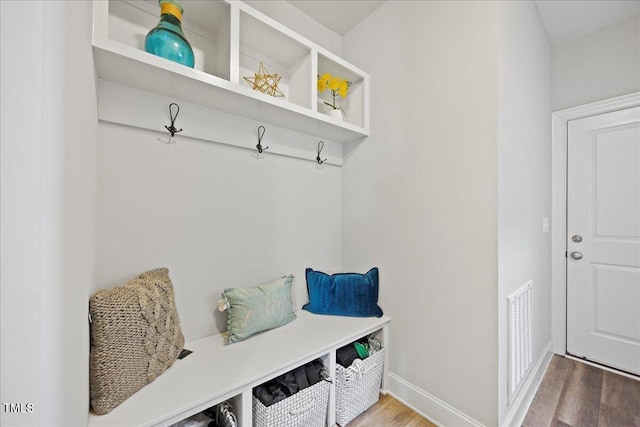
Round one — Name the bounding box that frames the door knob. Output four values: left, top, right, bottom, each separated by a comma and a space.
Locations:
570, 251, 583, 260
571, 235, 583, 243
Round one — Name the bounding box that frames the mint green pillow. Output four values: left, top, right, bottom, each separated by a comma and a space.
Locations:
219, 275, 296, 345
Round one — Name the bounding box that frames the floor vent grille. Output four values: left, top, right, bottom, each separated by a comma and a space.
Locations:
508, 280, 533, 402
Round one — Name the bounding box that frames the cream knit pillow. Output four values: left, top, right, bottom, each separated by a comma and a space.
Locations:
89, 268, 184, 415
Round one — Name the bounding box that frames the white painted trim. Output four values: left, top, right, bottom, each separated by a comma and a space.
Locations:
501, 341, 553, 427
229, 2, 240, 85
381, 323, 390, 392
551, 92, 640, 356
91, 0, 108, 46
97, 79, 345, 166
385, 372, 485, 427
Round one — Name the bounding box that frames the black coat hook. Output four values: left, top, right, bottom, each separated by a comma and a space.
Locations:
316, 141, 327, 165
164, 103, 183, 137
256, 125, 268, 154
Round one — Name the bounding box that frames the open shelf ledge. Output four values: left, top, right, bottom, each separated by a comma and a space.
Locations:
93, 0, 370, 157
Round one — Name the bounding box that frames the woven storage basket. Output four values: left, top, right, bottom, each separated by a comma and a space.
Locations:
335, 348, 385, 426
253, 379, 330, 427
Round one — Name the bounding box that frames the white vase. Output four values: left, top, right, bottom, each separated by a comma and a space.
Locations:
328, 109, 343, 121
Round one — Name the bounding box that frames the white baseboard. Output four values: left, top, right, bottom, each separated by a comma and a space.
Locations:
383, 340, 553, 427
501, 340, 553, 427
384, 372, 485, 427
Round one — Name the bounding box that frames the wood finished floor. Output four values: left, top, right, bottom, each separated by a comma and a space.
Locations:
523, 355, 640, 427
343, 356, 638, 427
346, 393, 436, 427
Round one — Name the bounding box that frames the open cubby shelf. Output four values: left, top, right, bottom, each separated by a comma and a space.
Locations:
87, 310, 390, 427
93, 0, 370, 157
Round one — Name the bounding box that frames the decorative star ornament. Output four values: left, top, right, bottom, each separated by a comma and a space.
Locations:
244, 62, 285, 97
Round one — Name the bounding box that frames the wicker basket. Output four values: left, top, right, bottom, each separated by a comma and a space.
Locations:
335, 348, 385, 426
253, 379, 330, 427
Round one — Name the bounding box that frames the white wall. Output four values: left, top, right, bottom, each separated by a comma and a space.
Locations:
342, 2, 500, 426
1, 1, 97, 426
1, 3, 45, 425
244, 0, 342, 56
92, 1, 343, 343
552, 14, 640, 111
1, 1, 557, 425
95, 121, 342, 341
3, 0, 342, 424
53, 2, 98, 423
497, 1, 552, 424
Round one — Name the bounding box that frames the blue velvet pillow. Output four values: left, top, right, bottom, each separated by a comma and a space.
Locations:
303, 268, 383, 317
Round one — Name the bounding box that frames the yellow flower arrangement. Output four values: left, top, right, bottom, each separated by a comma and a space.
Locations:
317, 72, 351, 114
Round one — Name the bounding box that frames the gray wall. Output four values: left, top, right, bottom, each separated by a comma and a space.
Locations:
95, 121, 342, 341
93, 2, 343, 343
342, 2, 500, 425
497, 1, 552, 424
552, 14, 640, 111
342, 1, 553, 425
245, 0, 342, 56
1, 3, 46, 424
1, 1, 341, 425
1, 0, 562, 425
1, 1, 97, 425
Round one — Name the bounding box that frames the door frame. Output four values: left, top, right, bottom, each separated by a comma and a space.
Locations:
551, 91, 640, 356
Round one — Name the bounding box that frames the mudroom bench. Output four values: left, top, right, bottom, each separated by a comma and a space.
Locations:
88, 311, 391, 427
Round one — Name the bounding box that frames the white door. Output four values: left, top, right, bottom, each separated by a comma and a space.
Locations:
567, 106, 640, 375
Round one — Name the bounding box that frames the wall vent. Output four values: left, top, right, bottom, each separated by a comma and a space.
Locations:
508, 280, 533, 403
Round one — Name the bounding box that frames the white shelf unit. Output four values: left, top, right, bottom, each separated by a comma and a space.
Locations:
237, 8, 312, 109
92, 0, 370, 158
87, 310, 390, 427
318, 53, 367, 129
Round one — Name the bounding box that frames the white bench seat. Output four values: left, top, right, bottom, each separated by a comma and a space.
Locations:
88, 310, 391, 427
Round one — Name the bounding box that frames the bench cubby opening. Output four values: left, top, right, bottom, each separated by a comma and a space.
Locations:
88, 311, 390, 427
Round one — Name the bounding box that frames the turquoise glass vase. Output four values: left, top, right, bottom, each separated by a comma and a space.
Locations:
144, 0, 195, 68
